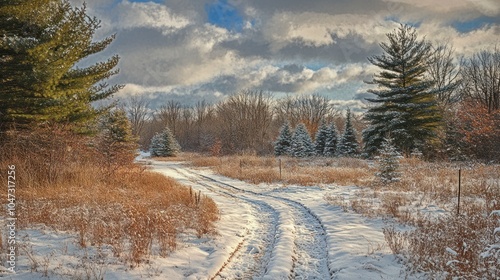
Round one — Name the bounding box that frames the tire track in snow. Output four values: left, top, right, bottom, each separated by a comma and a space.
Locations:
185, 167, 333, 279
166, 165, 282, 279
272, 196, 330, 279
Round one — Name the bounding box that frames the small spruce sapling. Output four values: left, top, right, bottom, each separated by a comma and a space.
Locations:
375, 137, 403, 184
314, 121, 329, 156
323, 123, 339, 157
150, 127, 181, 157
337, 108, 360, 157
274, 122, 293, 156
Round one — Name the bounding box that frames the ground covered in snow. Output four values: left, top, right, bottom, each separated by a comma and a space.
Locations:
1, 158, 426, 279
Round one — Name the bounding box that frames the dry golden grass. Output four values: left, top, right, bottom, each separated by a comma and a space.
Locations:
11, 166, 219, 265
14, 167, 219, 262
0, 131, 219, 265
379, 160, 500, 278
188, 154, 373, 186
188, 153, 499, 278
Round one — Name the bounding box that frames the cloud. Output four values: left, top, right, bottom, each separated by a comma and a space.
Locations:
72, 0, 500, 112
114, 1, 191, 32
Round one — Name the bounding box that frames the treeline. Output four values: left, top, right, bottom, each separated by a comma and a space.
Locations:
125, 25, 499, 162
1, 0, 498, 165
274, 108, 359, 158
123, 92, 366, 156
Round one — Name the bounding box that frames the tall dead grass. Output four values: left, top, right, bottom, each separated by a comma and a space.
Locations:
188, 153, 499, 278
0, 129, 219, 265
382, 160, 500, 278
188, 154, 372, 186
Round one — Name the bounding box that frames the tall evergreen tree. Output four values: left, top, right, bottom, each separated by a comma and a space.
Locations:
314, 121, 329, 156
274, 121, 293, 156
290, 123, 314, 158
323, 123, 338, 157
150, 127, 181, 157
337, 109, 359, 157
362, 24, 441, 156
0, 0, 122, 131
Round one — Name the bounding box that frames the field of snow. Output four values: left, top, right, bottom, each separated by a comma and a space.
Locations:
1, 157, 428, 279
151, 160, 414, 279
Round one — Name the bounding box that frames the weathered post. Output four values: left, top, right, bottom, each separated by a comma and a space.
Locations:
457, 168, 461, 215
279, 158, 282, 180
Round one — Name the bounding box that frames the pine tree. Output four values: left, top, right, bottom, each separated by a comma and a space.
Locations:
0, 0, 122, 131
375, 137, 402, 184
274, 121, 293, 156
290, 123, 314, 158
337, 109, 359, 157
323, 123, 339, 157
362, 24, 441, 156
95, 109, 137, 175
150, 127, 181, 157
314, 121, 329, 156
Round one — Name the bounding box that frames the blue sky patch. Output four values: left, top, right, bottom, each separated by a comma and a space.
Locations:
305, 62, 331, 71
206, 0, 244, 32
452, 16, 499, 33
128, 0, 163, 3
384, 16, 421, 28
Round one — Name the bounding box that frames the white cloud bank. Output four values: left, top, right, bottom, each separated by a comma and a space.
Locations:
72, 0, 500, 110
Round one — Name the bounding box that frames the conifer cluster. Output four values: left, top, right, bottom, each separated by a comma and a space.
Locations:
274, 110, 359, 158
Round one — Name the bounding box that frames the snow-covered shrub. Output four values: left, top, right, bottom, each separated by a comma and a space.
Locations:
480, 210, 500, 276
375, 137, 402, 184
150, 127, 181, 157
384, 209, 500, 279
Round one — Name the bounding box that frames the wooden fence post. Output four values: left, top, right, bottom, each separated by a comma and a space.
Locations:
457, 168, 461, 215
279, 158, 282, 180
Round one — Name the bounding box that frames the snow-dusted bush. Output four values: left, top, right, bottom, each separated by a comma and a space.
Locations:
150, 127, 181, 157
384, 209, 500, 279
375, 137, 402, 184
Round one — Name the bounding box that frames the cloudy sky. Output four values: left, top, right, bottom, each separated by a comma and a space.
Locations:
73, 0, 500, 110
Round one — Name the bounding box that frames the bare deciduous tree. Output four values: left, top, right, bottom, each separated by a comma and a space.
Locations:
194, 100, 216, 151
459, 47, 500, 113
275, 94, 337, 137
216, 90, 273, 154
427, 42, 461, 109
157, 100, 182, 135
123, 96, 151, 137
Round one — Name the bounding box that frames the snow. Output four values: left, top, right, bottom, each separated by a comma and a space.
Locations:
446, 247, 458, 256
152, 161, 414, 279
4, 158, 428, 279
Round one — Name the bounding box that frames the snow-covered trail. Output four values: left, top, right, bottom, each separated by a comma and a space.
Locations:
168, 165, 281, 279
5, 158, 413, 279
152, 160, 332, 279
